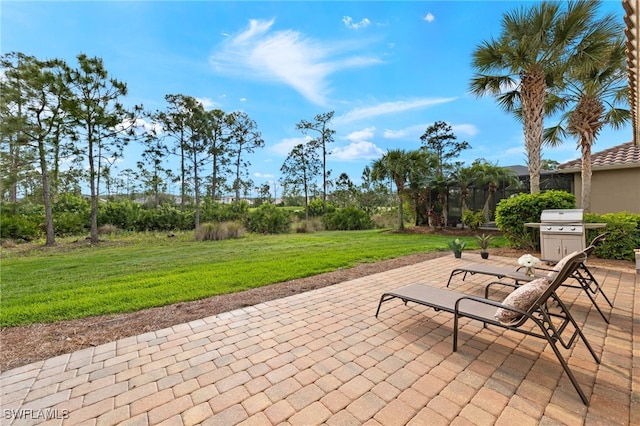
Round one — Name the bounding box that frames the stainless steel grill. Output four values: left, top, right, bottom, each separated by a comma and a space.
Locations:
539, 209, 586, 262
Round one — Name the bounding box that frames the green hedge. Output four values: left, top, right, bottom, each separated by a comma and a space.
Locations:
323, 207, 374, 230
585, 212, 640, 261
245, 203, 292, 234
495, 190, 576, 250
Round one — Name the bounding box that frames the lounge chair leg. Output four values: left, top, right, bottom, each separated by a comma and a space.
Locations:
547, 338, 590, 405
453, 314, 459, 352
556, 298, 601, 364
581, 266, 614, 308
375, 294, 392, 318
573, 271, 611, 324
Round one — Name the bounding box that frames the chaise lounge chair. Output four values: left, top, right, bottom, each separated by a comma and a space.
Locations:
446, 234, 612, 323
375, 250, 600, 405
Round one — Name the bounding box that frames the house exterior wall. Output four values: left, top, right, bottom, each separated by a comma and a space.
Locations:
570, 167, 640, 214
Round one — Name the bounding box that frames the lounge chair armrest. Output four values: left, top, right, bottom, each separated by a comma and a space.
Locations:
484, 280, 518, 299
453, 294, 530, 324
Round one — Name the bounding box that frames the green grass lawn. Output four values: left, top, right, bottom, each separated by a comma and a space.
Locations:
1, 230, 506, 327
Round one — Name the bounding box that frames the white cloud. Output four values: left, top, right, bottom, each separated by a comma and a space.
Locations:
383, 122, 478, 140
345, 127, 376, 142
254, 172, 275, 178
383, 124, 425, 140
342, 16, 371, 30
195, 97, 219, 110
240, 98, 247, 102
209, 19, 382, 105
424, 13, 435, 23
331, 141, 385, 161
336, 98, 456, 124
451, 124, 479, 137
270, 135, 311, 155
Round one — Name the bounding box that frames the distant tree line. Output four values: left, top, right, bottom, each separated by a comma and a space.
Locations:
1, 1, 629, 245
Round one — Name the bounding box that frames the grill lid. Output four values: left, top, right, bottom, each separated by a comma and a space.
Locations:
540, 209, 584, 223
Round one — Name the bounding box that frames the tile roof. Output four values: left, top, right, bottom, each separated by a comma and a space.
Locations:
623, 0, 639, 146
558, 141, 640, 171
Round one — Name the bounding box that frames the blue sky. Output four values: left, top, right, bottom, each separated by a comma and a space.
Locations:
1, 1, 632, 194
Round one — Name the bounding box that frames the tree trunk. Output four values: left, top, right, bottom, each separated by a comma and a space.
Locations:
38, 140, 55, 246
580, 135, 593, 212
194, 150, 200, 229
520, 67, 546, 194
89, 138, 99, 244
397, 190, 404, 230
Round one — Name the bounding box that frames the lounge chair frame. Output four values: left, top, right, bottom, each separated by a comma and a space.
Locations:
375, 251, 600, 405
445, 243, 613, 324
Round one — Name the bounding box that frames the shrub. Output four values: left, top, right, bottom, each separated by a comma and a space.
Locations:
53, 211, 88, 236
585, 212, 640, 261
323, 207, 374, 230
0, 215, 41, 242
98, 200, 143, 231
200, 200, 246, 223
53, 194, 90, 215
195, 221, 245, 241
495, 190, 575, 249
461, 210, 485, 230
137, 205, 194, 231
245, 203, 292, 234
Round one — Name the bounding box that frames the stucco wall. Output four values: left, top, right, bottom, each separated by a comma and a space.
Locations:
570, 167, 640, 214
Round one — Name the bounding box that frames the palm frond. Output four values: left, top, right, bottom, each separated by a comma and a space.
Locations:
468, 74, 515, 98
495, 90, 521, 113
543, 123, 569, 146
602, 108, 631, 129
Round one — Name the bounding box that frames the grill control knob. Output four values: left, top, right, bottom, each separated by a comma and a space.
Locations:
571, 227, 576, 231
558, 227, 563, 230
546, 226, 552, 230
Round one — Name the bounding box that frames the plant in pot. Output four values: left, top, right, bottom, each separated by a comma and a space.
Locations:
476, 233, 494, 259
448, 238, 466, 258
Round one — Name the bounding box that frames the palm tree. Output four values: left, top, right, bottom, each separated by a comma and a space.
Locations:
450, 164, 478, 220
473, 160, 520, 223
544, 37, 630, 212
469, 1, 620, 194
371, 149, 429, 230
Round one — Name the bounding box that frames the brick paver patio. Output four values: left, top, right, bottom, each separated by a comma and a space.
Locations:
1, 254, 638, 425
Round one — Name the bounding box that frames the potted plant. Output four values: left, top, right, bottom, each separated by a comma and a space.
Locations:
476, 233, 494, 259
448, 238, 466, 258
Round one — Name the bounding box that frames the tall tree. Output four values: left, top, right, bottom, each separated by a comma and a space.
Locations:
65, 54, 139, 243
544, 37, 629, 212
226, 111, 264, 208
420, 121, 470, 227
295, 111, 335, 213
450, 163, 479, 222
332, 172, 357, 208
419, 121, 470, 176
203, 108, 231, 201
0, 53, 70, 245
469, 0, 619, 194
371, 149, 429, 230
473, 159, 520, 222
0, 53, 35, 203
137, 118, 171, 208
357, 166, 389, 214
280, 143, 321, 221
157, 94, 197, 212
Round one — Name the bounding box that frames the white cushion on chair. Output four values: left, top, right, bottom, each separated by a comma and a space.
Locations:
495, 277, 550, 323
